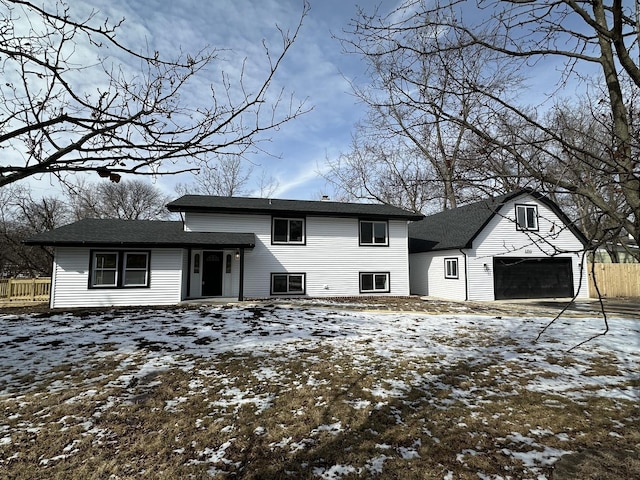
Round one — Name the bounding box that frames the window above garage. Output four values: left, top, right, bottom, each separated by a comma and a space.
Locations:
515, 204, 538, 231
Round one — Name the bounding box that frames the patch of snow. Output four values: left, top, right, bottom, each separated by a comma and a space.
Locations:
312, 464, 357, 479
365, 454, 389, 475
311, 421, 343, 436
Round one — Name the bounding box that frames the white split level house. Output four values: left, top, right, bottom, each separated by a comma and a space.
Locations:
26, 189, 590, 309
26, 196, 424, 308
408, 190, 590, 301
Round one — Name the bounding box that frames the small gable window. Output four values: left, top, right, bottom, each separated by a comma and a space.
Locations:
360, 220, 388, 246
515, 205, 538, 231
445, 258, 459, 279
272, 218, 305, 244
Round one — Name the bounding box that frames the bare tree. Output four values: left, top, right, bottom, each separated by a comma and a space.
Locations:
0, 0, 310, 188
0, 185, 69, 276
325, 129, 439, 213
175, 155, 280, 197
67, 179, 172, 220
175, 156, 253, 197
339, 0, 640, 258
333, 3, 521, 211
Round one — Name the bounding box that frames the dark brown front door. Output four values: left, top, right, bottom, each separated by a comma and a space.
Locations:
202, 251, 223, 296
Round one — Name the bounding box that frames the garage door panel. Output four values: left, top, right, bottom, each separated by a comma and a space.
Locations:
494, 257, 573, 300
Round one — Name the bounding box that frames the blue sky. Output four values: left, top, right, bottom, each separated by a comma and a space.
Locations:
33, 0, 398, 201
18, 0, 602, 202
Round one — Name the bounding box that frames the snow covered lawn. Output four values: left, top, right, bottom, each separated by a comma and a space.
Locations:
0, 303, 638, 479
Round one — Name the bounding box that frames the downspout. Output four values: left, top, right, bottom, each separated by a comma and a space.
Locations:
238, 248, 245, 301
459, 248, 469, 301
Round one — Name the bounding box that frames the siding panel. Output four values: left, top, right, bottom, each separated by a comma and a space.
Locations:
51, 248, 184, 308
409, 251, 466, 300
185, 213, 411, 297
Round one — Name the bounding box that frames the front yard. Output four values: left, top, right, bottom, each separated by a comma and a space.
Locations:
0, 302, 638, 479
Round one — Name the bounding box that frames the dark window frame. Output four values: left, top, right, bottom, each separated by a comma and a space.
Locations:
444, 258, 459, 279
270, 272, 306, 295
271, 216, 306, 245
359, 272, 391, 293
88, 249, 151, 289
359, 219, 389, 246
515, 204, 539, 231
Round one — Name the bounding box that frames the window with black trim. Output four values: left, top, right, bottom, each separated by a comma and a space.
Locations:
360, 272, 390, 293
90, 250, 150, 288
444, 258, 459, 279
359, 220, 388, 246
272, 217, 305, 244
93, 252, 118, 287
123, 252, 149, 286
271, 273, 305, 295
515, 204, 538, 231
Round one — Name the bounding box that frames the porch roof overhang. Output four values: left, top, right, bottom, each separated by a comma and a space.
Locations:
24, 219, 256, 249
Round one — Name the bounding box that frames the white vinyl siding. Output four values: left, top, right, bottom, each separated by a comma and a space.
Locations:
467, 195, 587, 301
409, 252, 466, 300
50, 248, 184, 308
185, 213, 411, 297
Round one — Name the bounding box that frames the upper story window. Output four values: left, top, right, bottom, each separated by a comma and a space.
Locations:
515, 204, 539, 231
359, 220, 388, 246
90, 250, 150, 288
272, 217, 305, 244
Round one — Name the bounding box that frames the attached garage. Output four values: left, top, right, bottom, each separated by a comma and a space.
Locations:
493, 257, 574, 300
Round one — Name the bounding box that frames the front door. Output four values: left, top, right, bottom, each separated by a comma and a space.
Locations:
202, 251, 223, 296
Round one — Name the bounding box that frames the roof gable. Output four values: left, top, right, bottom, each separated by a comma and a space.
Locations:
166, 195, 424, 220
409, 190, 588, 253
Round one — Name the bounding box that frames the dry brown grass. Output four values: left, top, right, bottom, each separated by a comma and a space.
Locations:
2, 341, 638, 480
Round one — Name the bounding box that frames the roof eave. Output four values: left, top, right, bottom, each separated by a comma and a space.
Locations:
168, 204, 423, 220
23, 240, 256, 249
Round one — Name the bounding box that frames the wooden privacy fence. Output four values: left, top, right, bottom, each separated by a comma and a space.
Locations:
588, 263, 640, 298
0, 278, 51, 303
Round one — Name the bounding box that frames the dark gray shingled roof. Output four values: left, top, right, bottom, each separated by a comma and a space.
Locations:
166, 195, 424, 220
409, 190, 588, 253
25, 219, 256, 248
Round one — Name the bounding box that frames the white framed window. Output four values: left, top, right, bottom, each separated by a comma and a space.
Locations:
92, 252, 118, 287
90, 250, 150, 288
272, 217, 305, 244
445, 258, 459, 279
360, 272, 390, 293
123, 252, 149, 286
515, 204, 538, 231
359, 220, 388, 246
271, 273, 305, 295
